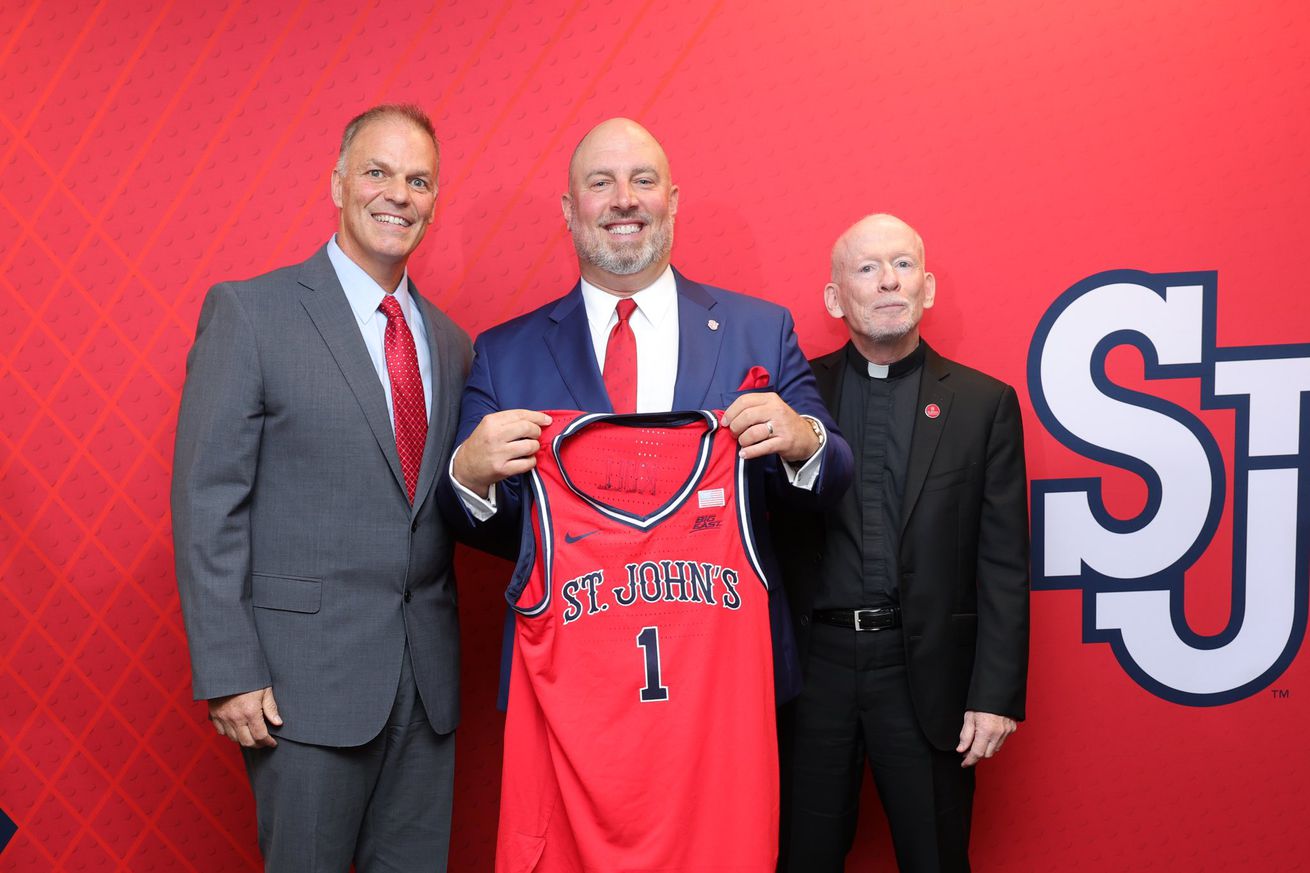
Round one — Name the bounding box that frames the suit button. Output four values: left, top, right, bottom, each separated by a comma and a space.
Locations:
403, 590, 412, 603
411, 519, 419, 532
799, 615, 809, 626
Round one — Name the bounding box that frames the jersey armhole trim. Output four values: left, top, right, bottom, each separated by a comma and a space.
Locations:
508, 468, 554, 617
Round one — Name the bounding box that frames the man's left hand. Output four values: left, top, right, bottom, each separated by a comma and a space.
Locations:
956, 710, 1017, 767
721, 392, 819, 463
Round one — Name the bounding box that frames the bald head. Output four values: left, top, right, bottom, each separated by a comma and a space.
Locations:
562, 117, 679, 294
831, 214, 925, 281
568, 118, 672, 188
824, 213, 935, 363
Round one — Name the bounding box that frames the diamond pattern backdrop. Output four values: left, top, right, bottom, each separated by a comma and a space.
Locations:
3, 0, 1309, 870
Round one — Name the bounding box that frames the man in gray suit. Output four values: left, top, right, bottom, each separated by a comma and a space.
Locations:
172, 104, 472, 872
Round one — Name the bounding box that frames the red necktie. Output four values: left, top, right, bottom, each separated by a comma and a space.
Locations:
604, 298, 638, 414
379, 294, 427, 503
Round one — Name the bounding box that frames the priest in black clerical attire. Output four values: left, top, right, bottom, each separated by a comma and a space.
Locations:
776, 214, 1030, 873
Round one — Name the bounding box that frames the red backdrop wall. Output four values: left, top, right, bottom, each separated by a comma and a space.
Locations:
2, 0, 1308, 869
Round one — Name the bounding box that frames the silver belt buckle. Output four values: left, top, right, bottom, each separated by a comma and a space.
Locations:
853, 608, 885, 632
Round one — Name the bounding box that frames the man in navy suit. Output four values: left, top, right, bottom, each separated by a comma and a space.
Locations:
440, 117, 852, 701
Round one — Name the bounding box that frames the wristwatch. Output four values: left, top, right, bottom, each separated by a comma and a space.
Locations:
800, 414, 825, 450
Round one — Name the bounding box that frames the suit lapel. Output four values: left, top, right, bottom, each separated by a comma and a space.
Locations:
544, 284, 612, 410
296, 248, 408, 500
812, 346, 845, 411
671, 270, 725, 409
410, 286, 457, 517
901, 345, 953, 526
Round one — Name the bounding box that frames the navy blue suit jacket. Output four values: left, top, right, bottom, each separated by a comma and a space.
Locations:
439, 268, 853, 702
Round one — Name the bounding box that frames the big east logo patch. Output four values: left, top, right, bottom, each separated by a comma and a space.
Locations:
1029, 270, 1310, 705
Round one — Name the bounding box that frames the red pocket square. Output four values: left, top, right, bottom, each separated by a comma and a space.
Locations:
737, 366, 771, 390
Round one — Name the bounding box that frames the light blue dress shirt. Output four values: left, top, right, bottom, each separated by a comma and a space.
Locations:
326, 235, 433, 430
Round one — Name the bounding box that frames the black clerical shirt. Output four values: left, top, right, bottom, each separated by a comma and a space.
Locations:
814, 341, 925, 609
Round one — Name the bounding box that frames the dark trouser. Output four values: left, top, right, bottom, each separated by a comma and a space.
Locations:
242, 649, 455, 873
785, 622, 973, 873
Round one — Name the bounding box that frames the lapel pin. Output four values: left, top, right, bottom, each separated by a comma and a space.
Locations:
707, 319, 720, 331
924, 403, 941, 419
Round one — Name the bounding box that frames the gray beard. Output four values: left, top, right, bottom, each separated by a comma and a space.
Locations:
865, 320, 915, 342
573, 218, 674, 276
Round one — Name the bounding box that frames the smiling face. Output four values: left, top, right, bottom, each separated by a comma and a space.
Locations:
331, 117, 439, 291
825, 214, 936, 363
561, 118, 679, 295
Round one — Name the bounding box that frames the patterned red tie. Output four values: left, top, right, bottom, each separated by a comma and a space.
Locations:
379, 294, 427, 503
603, 298, 638, 414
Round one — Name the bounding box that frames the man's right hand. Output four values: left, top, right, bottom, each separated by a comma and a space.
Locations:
209, 687, 283, 748
452, 410, 553, 497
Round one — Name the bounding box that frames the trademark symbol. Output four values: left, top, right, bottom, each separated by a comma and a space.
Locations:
1270, 688, 1290, 699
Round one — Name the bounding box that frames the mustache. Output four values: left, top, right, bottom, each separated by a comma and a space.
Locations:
599, 211, 653, 226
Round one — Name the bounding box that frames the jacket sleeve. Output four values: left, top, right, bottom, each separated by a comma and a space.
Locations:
435, 331, 525, 561
966, 384, 1031, 720
171, 283, 271, 701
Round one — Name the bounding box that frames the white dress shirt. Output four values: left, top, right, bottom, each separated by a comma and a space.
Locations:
579, 268, 679, 413
327, 235, 432, 429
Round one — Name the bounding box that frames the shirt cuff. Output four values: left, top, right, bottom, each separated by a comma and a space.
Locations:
449, 445, 498, 521
780, 414, 822, 490
780, 415, 826, 491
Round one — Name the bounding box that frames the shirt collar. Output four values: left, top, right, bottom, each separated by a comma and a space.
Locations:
327, 234, 415, 327
579, 265, 677, 328
848, 339, 926, 381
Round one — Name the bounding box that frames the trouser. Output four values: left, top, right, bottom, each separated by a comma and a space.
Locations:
243, 648, 455, 873
785, 622, 973, 873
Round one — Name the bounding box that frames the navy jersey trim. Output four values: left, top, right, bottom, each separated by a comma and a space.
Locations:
734, 452, 769, 590
508, 467, 555, 616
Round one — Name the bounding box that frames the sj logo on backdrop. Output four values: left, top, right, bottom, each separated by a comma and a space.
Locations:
1028, 270, 1310, 705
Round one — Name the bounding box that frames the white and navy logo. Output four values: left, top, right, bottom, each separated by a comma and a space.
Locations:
1029, 269, 1310, 705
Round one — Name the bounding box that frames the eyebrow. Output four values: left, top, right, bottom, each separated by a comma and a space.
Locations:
585, 164, 661, 179
363, 158, 433, 178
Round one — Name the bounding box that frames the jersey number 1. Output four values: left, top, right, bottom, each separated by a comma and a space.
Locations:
636, 626, 670, 702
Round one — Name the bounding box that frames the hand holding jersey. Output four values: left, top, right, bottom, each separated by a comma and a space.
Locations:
721, 390, 822, 462
452, 409, 554, 498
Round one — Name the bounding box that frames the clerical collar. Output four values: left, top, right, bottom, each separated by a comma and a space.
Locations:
847, 340, 926, 380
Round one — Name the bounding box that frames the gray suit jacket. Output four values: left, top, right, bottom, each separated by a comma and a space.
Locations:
172, 246, 472, 747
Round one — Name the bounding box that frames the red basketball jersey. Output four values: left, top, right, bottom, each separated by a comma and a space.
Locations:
496, 410, 778, 873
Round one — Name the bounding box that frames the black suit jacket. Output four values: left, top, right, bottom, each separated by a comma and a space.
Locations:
774, 342, 1029, 750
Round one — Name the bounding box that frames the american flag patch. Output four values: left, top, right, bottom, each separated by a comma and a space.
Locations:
697, 488, 726, 508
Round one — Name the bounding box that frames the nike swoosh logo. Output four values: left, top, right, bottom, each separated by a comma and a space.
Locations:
564, 530, 599, 544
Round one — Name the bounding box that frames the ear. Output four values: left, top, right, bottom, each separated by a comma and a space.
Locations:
331, 169, 343, 209
560, 192, 575, 230
668, 183, 679, 216
922, 271, 937, 310
823, 282, 844, 319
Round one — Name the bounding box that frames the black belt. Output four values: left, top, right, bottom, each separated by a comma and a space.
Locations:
812, 607, 901, 632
